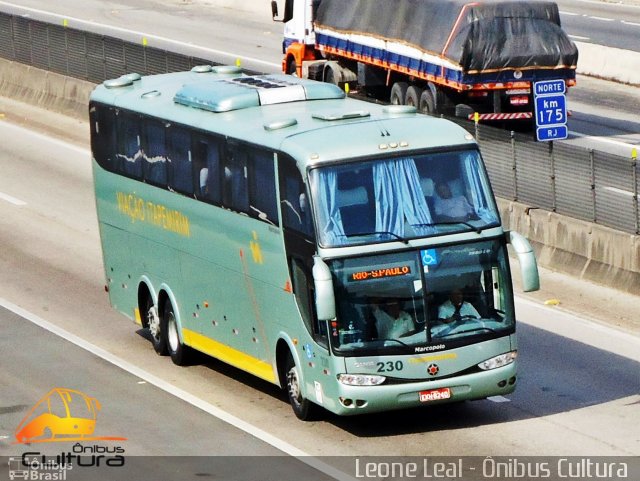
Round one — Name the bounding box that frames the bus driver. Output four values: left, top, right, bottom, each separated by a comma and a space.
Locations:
438, 288, 480, 323
372, 299, 414, 338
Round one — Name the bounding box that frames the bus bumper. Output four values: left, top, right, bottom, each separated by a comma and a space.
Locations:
323, 362, 517, 416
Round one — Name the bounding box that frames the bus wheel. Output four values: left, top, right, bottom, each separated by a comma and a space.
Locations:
390, 82, 408, 105
164, 301, 191, 366
285, 354, 316, 420
145, 297, 167, 355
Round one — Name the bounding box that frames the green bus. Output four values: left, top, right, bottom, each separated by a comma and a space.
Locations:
89, 66, 539, 419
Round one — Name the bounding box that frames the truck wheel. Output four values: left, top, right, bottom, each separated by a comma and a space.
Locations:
405, 85, 423, 107
286, 57, 298, 77
419, 89, 437, 115
324, 62, 341, 86
390, 82, 408, 105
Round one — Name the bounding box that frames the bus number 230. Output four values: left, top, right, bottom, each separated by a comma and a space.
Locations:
377, 361, 404, 372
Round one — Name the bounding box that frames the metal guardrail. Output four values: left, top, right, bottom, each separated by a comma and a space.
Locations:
1, 11, 639, 234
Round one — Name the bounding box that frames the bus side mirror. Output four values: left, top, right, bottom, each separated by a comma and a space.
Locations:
313, 256, 336, 321
507, 231, 540, 292
271, 1, 279, 20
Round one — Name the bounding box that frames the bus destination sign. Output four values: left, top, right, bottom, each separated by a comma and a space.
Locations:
350, 265, 411, 282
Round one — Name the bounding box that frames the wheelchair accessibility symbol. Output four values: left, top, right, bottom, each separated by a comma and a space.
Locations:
420, 249, 439, 266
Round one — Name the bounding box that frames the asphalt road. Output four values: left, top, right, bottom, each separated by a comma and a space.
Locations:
0, 93, 638, 469
0, 0, 638, 155
0, 306, 342, 481
557, 0, 640, 51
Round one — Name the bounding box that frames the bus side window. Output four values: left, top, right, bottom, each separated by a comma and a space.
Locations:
248, 149, 278, 225
279, 159, 313, 238
223, 144, 249, 213
89, 104, 117, 172
142, 119, 167, 186
117, 113, 143, 179
167, 126, 193, 195
193, 136, 222, 204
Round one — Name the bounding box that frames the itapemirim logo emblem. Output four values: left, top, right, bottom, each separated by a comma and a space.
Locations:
13, 388, 127, 444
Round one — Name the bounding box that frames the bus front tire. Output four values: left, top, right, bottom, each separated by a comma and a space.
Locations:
164, 301, 192, 366
285, 354, 316, 421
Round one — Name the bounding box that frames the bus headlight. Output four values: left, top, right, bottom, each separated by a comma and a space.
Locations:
337, 374, 386, 386
477, 351, 517, 371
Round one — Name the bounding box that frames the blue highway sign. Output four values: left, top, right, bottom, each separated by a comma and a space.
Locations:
534, 80, 568, 142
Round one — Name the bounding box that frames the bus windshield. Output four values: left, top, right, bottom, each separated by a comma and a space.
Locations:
329, 239, 515, 354
308, 149, 499, 247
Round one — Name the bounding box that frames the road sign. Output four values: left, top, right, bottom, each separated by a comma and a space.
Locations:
533, 80, 568, 141
537, 125, 568, 141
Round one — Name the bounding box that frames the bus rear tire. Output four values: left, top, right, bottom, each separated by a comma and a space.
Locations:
285, 354, 317, 421
164, 301, 192, 366
145, 297, 167, 355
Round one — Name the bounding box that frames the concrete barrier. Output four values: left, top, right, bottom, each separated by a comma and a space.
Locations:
0, 59, 94, 120
499, 199, 640, 295
575, 41, 640, 86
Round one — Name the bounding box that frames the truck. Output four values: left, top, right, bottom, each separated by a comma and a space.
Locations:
271, 0, 578, 123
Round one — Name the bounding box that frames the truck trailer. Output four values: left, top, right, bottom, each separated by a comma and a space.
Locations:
272, 0, 578, 123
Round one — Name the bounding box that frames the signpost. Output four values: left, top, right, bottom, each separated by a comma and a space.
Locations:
533, 79, 568, 141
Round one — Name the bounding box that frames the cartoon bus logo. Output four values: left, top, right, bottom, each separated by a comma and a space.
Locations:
14, 388, 126, 444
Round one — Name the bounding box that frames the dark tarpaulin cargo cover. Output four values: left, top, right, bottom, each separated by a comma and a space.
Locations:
314, 0, 578, 74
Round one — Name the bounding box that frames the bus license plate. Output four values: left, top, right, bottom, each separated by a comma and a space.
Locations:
419, 387, 451, 402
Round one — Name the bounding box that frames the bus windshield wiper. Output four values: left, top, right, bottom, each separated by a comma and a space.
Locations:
374, 338, 409, 347
454, 326, 498, 335
340, 231, 408, 244
411, 222, 482, 234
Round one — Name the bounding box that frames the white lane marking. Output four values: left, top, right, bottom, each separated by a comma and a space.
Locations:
574, 0, 640, 7
0, 191, 27, 206
588, 16, 615, 22
0, 1, 281, 70
568, 34, 591, 40
487, 396, 511, 403
621, 20, 640, 27
567, 130, 639, 151
0, 297, 356, 481
560, 11, 580, 16
0, 118, 89, 155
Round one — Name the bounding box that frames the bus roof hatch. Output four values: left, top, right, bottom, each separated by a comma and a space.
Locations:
174, 75, 345, 113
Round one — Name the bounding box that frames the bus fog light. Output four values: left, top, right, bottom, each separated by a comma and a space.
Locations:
478, 351, 517, 371
337, 374, 386, 386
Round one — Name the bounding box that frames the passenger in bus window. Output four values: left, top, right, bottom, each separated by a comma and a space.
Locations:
199, 167, 209, 196
372, 299, 414, 339
434, 182, 475, 220
438, 288, 480, 322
